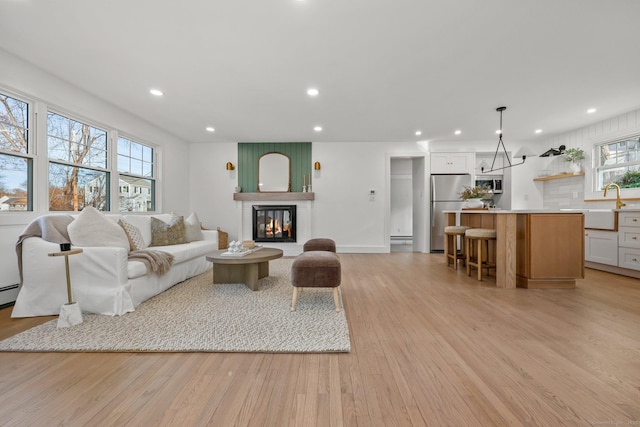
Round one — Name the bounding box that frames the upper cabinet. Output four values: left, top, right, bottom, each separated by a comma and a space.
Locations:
475, 152, 504, 176
431, 152, 474, 174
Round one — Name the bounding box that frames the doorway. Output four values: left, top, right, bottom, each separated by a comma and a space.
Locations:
389, 157, 426, 253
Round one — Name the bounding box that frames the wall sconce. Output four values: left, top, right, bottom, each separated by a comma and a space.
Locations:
225, 162, 235, 170
539, 145, 566, 157
314, 161, 321, 170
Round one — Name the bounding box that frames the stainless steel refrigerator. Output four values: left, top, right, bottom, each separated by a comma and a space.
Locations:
430, 174, 472, 251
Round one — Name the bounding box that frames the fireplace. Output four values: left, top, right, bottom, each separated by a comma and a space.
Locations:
252, 205, 296, 243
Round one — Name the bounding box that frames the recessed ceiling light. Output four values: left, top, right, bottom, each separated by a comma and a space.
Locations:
307, 88, 319, 96
454, 130, 461, 135
206, 127, 215, 132
415, 131, 422, 136
587, 108, 597, 114
314, 126, 322, 132
535, 129, 543, 134
149, 89, 164, 96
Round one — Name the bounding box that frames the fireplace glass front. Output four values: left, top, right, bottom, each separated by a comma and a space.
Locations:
252, 205, 296, 243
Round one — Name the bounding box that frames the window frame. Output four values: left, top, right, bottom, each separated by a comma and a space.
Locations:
0, 90, 34, 213
0, 85, 162, 219
46, 109, 112, 212
116, 134, 157, 213
594, 133, 640, 191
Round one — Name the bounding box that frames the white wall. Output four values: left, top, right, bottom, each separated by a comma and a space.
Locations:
0, 49, 191, 288
411, 157, 426, 252
390, 158, 413, 237
188, 142, 238, 232
539, 107, 640, 208
189, 141, 422, 253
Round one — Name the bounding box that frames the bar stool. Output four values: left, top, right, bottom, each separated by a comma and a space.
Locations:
444, 225, 471, 270
465, 228, 497, 280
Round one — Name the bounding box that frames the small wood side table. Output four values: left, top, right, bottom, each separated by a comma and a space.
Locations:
48, 248, 83, 327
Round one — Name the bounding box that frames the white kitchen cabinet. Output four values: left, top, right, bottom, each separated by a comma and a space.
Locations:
618, 227, 640, 249
618, 211, 640, 270
431, 152, 473, 174
585, 230, 618, 266
618, 211, 640, 228
618, 247, 640, 271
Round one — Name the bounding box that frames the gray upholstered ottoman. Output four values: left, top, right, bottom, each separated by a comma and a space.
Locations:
291, 250, 341, 312
303, 238, 336, 253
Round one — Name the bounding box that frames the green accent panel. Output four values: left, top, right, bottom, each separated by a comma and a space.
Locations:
238, 142, 312, 193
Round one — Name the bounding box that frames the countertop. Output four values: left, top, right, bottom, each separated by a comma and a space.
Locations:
442, 209, 586, 214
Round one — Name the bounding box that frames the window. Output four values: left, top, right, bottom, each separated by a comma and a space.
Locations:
47, 112, 109, 211
0, 93, 32, 211
117, 137, 155, 212
596, 135, 640, 189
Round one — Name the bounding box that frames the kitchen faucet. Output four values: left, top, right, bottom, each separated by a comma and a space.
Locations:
603, 183, 626, 209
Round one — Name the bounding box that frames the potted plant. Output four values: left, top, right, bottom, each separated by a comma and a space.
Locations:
564, 148, 586, 174
458, 185, 491, 208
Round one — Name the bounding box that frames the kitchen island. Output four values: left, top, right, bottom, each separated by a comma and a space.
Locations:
444, 210, 584, 288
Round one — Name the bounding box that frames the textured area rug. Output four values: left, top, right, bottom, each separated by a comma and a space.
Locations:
0, 259, 350, 353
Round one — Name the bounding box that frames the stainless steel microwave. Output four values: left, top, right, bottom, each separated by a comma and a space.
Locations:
475, 176, 503, 194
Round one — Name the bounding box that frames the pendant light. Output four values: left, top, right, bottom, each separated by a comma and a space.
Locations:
481, 106, 533, 173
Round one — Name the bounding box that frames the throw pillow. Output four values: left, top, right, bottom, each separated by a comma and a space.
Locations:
118, 219, 147, 251
122, 215, 152, 247
67, 206, 130, 251
150, 215, 187, 247
184, 212, 204, 242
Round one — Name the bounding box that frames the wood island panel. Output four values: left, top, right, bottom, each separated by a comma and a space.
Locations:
459, 212, 515, 288
517, 213, 585, 288
454, 211, 584, 289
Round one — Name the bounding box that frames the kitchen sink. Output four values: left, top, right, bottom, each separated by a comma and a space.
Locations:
584, 209, 616, 230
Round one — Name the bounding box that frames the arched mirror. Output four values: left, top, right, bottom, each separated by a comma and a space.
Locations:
258, 152, 290, 192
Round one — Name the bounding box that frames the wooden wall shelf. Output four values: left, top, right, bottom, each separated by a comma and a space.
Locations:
233, 192, 315, 201
533, 172, 584, 182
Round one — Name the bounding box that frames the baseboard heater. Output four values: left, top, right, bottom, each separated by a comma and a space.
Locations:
0, 284, 19, 309
391, 236, 413, 245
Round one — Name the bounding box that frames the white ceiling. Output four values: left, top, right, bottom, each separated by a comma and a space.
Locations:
1, 0, 640, 146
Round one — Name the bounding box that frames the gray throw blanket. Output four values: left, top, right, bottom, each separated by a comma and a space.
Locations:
16, 215, 175, 285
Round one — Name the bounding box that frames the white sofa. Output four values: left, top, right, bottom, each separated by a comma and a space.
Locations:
12, 212, 218, 318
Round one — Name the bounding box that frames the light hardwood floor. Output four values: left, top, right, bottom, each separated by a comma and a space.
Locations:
1, 253, 639, 426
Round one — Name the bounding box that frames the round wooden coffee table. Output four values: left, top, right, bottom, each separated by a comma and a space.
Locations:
206, 247, 283, 291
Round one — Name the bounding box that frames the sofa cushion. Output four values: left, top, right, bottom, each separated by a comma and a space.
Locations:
118, 219, 147, 251
67, 206, 130, 251
150, 215, 186, 247
127, 261, 149, 280
184, 212, 204, 242
150, 239, 217, 264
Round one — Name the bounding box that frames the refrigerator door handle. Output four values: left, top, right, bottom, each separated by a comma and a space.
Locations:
431, 205, 435, 228
431, 176, 436, 203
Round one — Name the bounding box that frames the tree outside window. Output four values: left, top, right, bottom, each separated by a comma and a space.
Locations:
0, 93, 31, 211
47, 112, 108, 211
